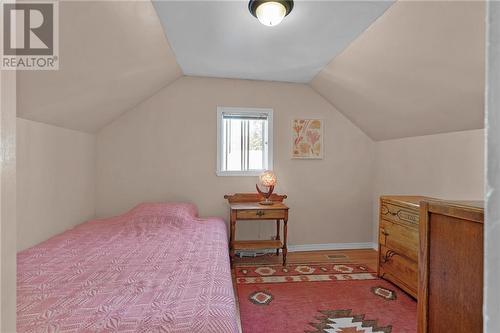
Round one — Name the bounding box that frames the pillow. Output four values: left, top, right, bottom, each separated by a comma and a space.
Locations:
127, 202, 199, 221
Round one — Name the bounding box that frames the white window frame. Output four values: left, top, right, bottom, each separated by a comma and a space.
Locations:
216, 107, 273, 176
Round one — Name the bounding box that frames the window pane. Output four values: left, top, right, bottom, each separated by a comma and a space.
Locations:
221, 114, 267, 172
248, 119, 264, 170
224, 118, 242, 171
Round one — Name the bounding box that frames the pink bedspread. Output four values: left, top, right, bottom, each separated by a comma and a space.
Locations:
17, 203, 239, 333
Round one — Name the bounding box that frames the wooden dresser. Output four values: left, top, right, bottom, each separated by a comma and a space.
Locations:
418, 200, 484, 333
378, 196, 433, 299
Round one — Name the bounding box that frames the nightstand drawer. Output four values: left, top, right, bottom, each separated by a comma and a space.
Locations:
237, 209, 285, 219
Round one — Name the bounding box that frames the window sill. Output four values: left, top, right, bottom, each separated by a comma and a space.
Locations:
216, 170, 267, 177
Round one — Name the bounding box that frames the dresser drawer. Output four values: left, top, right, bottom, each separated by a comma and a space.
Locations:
236, 209, 285, 220
380, 201, 419, 226
379, 219, 418, 261
379, 245, 418, 298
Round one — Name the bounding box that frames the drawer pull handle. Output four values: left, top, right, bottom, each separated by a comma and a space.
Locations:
381, 228, 389, 236
256, 211, 265, 217
381, 250, 397, 263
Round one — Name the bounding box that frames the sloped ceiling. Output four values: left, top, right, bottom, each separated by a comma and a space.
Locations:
16, 1, 485, 139
311, 0, 485, 141
152, 0, 392, 83
17, 0, 182, 133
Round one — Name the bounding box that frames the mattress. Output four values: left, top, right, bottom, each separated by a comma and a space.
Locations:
17, 203, 239, 333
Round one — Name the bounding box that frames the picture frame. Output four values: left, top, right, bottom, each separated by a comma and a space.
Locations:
291, 119, 324, 159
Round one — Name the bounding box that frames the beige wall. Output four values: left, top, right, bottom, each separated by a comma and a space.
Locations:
1, 70, 17, 333
485, 3, 500, 331
96, 76, 375, 246
17, 119, 96, 251
373, 129, 485, 241
15, 76, 486, 251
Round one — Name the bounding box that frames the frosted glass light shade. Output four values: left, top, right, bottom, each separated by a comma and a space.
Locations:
255, 2, 287, 26
259, 171, 277, 187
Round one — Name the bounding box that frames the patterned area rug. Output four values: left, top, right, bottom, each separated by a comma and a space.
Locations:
235, 263, 417, 333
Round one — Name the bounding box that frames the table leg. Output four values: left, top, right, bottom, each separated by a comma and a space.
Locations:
230, 210, 236, 266
276, 219, 281, 256
283, 218, 288, 266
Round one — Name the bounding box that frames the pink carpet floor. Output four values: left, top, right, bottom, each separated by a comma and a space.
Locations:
235, 263, 417, 333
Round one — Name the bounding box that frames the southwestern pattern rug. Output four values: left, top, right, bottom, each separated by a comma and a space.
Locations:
235, 263, 417, 333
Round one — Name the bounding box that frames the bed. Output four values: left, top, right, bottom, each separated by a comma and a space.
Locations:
17, 203, 239, 333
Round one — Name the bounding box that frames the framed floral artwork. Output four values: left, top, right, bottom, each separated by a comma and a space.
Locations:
292, 119, 323, 159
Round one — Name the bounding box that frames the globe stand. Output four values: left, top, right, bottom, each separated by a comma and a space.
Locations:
256, 184, 275, 205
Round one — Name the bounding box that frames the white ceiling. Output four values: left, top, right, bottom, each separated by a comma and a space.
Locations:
311, 0, 485, 140
16, 0, 485, 140
17, 0, 182, 133
152, 0, 393, 83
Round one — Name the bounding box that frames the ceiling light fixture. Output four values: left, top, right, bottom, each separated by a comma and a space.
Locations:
248, 0, 294, 27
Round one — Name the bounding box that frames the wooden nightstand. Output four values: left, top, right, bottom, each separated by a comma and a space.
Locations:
224, 193, 289, 266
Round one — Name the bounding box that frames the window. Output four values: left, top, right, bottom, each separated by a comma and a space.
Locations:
217, 107, 273, 176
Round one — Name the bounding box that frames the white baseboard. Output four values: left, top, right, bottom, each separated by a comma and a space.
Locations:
235, 242, 377, 257
288, 242, 377, 252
